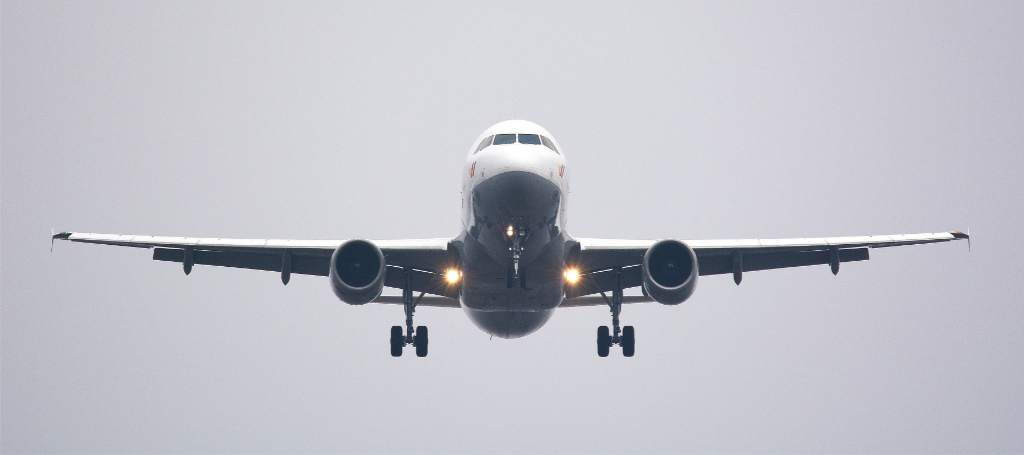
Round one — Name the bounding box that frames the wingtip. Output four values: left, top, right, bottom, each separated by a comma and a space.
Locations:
952, 230, 970, 252
52, 231, 71, 252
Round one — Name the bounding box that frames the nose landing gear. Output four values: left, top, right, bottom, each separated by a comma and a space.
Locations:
506, 226, 528, 289
596, 266, 635, 357
391, 267, 429, 357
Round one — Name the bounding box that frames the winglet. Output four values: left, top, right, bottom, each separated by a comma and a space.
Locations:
952, 230, 970, 252
51, 231, 72, 252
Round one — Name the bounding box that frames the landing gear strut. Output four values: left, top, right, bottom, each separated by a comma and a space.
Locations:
391, 267, 428, 357
506, 226, 528, 289
597, 266, 635, 357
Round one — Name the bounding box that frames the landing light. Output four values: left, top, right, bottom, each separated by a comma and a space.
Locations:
506, 226, 514, 237
564, 268, 580, 284
446, 269, 461, 283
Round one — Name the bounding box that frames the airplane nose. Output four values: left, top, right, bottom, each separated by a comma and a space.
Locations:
491, 145, 546, 175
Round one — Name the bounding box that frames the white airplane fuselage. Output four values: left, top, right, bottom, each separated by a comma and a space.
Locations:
454, 120, 571, 338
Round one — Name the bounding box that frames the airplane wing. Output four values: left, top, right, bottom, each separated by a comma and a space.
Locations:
567, 231, 969, 299
51, 232, 458, 298
54, 230, 969, 304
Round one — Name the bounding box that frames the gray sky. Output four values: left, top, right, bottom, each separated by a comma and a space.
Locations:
2, 1, 1022, 453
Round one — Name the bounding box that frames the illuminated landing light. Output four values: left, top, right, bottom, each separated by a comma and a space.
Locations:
446, 269, 462, 283
506, 226, 514, 237
564, 268, 580, 284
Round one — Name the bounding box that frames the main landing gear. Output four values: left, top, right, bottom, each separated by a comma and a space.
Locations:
596, 266, 635, 357
391, 267, 428, 357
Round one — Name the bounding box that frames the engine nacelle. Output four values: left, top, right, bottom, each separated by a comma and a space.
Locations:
329, 239, 386, 305
642, 239, 699, 305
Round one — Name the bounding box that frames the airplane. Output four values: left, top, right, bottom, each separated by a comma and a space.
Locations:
52, 120, 969, 357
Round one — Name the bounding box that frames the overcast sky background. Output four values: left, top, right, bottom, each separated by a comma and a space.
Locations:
3, 1, 1022, 453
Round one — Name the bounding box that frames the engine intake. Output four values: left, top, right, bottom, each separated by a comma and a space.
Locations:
329, 239, 386, 305
642, 239, 699, 305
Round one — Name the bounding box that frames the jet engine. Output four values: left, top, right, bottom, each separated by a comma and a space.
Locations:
641, 239, 699, 305
329, 239, 386, 305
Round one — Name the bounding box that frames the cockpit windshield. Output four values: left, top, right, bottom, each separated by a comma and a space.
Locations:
517, 134, 541, 145
493, 134, 517, 145
476, 133, 560, 154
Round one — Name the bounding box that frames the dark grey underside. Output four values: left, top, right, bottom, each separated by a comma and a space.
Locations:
564, 247, 870, 298
149, 243, 870, 300
145, 167, 876, 338
373, 294, 653, 308
96, 219, 878, 337
456, 170, 568, 338
152, 247, 459, 298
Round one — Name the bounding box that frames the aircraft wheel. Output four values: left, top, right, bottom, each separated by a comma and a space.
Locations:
597, 326, 611, 357
415, 326, 429, 357
622, 326, 635, 357
390, 325, 404, 357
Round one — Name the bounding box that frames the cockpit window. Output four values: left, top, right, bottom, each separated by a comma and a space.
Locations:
540, 136, 558, 153
488, 133, 557, 153
493, 134, 517, 145
517, 134, 541, 145
474, 135, 493, 153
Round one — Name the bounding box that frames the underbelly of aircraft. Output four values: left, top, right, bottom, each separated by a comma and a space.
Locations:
458, 170, 569, 338
459, 232, 570, 338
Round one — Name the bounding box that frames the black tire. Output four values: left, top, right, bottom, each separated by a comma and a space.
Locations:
597, 326, 611, 357
622, 326, 635, 357
390, 326, 403, 357
415, 325, 429, 357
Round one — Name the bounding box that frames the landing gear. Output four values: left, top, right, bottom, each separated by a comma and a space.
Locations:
596, 266, 635, 357
621, 325, 635, 357
597, 324, 634, 357
597, 326, 611, 357
390, 326, 404, 357
507, 226, 528, 289
391, 267, 428, 357
414, 326, 428, 357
